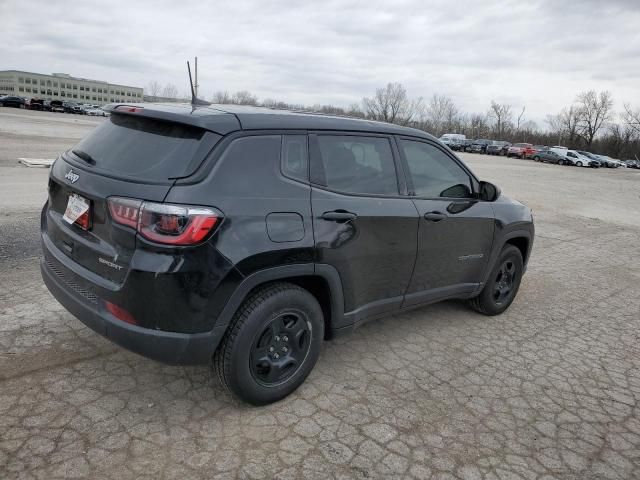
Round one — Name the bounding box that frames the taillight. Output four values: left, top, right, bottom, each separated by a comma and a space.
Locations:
108, 197, 141, 229
107, 197, 222, 246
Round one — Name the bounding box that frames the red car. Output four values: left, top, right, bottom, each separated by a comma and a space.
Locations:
507, 143, 535, 158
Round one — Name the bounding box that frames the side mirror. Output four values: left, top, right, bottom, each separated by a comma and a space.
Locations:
479, 181, 501, 202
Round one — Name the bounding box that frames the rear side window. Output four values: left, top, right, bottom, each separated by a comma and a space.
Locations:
312, 135, 398, 195
400, 140, 472, 198
281, 135, 308, 182
71, 114, 220, 181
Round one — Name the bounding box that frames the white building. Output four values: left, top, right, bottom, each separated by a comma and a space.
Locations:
0, 70, 143, 105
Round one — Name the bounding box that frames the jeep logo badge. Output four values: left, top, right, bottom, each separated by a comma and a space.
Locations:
65, 169, 79, 183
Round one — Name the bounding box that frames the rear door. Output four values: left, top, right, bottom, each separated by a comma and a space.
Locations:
396, 137, 494, 307
309, 133, 418, 327
43, 112, 220, 284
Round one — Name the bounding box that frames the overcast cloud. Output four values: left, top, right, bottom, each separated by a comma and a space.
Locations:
2, 0, 640, 124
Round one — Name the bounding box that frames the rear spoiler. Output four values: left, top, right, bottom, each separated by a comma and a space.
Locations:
102, 103, 241, 135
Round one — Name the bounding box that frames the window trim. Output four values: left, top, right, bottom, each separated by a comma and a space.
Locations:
395, 136, 480, 200
308, 131, 408, 199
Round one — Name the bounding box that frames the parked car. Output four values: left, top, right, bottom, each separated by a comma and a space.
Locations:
530, 145, 548, 157
486, 141, 508, 155
609, 158, 627, 168
624, 160, 640, 169
532, 149, 568, 165
50, 100, 65, 113
507, 143, 535, 158
500, 142, 512, 156
594, 155, 619, 168
566, 150, 600, 168
461, 139, 475, 152
41, 103, 534, 405
439, 133, 466, 151
0, 95, 26, 108
470, 139, 492, 154
25, 98, 45, 110
85, 107, 107, 117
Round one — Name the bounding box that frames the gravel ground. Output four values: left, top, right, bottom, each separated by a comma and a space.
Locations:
1, 107, 640, 479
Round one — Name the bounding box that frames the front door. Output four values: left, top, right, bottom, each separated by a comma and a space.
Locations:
396, 137, 495, 307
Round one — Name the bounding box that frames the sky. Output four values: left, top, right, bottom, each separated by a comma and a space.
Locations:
2, 0, 640, 125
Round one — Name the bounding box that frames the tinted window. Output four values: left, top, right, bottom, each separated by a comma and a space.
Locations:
72, 114, 220, 181
400, 140, 472, 198
281, 135, 308, 182
314, 135, 398, 195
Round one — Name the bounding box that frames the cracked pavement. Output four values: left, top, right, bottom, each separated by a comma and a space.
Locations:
1, 109, 640, 479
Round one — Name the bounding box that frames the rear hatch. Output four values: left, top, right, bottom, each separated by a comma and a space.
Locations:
44, 112, 221, 284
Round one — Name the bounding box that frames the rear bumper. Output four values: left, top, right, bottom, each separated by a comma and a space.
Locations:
41, 256, 226, 365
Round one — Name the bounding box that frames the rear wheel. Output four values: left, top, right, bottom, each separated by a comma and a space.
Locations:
533, 156, 540, 162
469, 245, 524, 316
576, 161, 583, 167
213, 282, 324, 405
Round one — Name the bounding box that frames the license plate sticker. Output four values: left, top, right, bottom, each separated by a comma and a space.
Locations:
63, 193, 90, 225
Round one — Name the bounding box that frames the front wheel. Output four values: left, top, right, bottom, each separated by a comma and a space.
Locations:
469, 245, 524, 316
576, 161, 583, 167
213, 282, 324, 405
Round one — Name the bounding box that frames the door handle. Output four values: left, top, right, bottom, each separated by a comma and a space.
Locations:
424, 211, 447, 222
321, 210, 357, 222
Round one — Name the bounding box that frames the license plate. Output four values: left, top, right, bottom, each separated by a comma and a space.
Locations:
63, 193, 90, 228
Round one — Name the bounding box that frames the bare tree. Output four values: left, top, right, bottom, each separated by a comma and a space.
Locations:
546, 106, 581, 146
146, 80, 161, 99
211, 91, 232, 104
516, 106, 526, 131
468, 113, 490, 139
347, 103, 365, 118
575, 90, 613, 146
623, 103, 640, 136
426, 94, 458, 136
232, 90, 258, 105
488, 101, 513, 138
362, 83, 422, 126
162, 83, 178, 99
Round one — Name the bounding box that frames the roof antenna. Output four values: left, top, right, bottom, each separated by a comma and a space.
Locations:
187, 59, 210, 106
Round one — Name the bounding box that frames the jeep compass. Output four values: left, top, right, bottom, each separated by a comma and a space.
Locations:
41, 103, 534, 405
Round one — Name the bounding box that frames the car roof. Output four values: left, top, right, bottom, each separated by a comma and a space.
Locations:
103, 102, 436, 140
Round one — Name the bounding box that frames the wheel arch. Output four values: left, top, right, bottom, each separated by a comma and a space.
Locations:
214, 264, 344, 341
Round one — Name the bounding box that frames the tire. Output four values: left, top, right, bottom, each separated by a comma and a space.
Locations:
533, 156, 540, 162
558, 159, 563, 165
576, 161, 583, 167
469, 245, 524, 316
213, 282, 324, 405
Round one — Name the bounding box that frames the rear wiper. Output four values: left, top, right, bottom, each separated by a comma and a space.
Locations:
72, 149, 96, 165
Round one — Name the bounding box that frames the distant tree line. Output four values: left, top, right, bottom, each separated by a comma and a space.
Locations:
149, 80, 640, 159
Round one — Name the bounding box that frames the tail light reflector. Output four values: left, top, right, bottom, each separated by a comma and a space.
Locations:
107, 197, 222, 246
105, 301, 137, 325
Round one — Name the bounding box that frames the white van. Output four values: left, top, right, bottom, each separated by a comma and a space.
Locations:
439, 133, 466, 150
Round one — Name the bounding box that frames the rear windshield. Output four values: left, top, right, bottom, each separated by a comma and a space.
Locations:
71, 114, 220, 181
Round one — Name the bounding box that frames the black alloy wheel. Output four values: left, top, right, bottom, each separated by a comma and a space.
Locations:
250, 310, 311, 386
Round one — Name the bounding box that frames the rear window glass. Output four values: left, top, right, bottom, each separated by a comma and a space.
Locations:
71, 114, 219, 181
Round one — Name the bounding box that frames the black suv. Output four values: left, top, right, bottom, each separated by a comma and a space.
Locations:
41, 103, 534, 404
469, 139, 492, 154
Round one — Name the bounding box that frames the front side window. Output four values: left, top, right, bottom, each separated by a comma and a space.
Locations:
313, 135, 398, 195
400, 140, 472, 198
